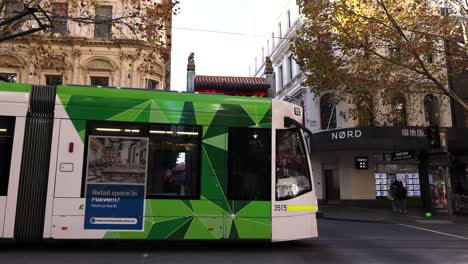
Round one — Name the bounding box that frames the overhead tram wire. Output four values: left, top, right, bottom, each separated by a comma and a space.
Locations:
171, 26, 292, 40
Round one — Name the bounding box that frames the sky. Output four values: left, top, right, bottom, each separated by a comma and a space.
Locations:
170, 0, 285, 91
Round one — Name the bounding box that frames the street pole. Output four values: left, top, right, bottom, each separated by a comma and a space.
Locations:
440, 128, 453, 217
445, 166, 453, 217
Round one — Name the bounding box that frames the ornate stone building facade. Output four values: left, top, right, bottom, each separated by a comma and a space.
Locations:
0, 0, 171, 90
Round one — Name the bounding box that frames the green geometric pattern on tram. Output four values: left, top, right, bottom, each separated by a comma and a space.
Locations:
203, 133, 226, 150
149, 100, 169, 123
214, 104, 256, 128
185, 217, 219, 239
179, 102, 197, 125
167, 217, 194, 239
203, 124, 227, 145
241, 101, 271, 127
236, 201, 271, 218
229, 219, 239, 239
233, 217, 271, 239
146, 200, 194, 217
224, 201, 271, 239
201, 144, 230, 213
194, 103, 219, 130
153, 98, 185, 124
258, 106, 272, 128
147, 217, 191, 239
135, 101, 152, 123
181, 200, 194, 212
232, 200, 251, 214
0, 82, 31, 92
108, 100, 151, 122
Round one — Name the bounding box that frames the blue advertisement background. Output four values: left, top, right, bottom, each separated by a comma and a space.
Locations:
84, 184, 145, 230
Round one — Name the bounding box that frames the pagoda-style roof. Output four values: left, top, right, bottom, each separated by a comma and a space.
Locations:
195, 75, 270, 91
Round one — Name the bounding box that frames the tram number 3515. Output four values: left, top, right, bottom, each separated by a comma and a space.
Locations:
274, 204, 287, 212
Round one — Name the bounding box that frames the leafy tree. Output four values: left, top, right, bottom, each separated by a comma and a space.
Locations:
292, 0, 468, 124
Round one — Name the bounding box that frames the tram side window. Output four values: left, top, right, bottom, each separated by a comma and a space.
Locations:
0, 117, 15, 196
276, 129, 312, 201
228, 128, 271, 201
147, 124, 201, 199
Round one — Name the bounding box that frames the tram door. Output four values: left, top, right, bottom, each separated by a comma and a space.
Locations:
325, 169, 340, 202
0, 117, 16, 237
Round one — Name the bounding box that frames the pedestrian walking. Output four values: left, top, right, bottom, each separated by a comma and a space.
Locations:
390, 179, 407, 213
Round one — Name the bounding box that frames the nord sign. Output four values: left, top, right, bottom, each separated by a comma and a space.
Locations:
331, 130, 362, 140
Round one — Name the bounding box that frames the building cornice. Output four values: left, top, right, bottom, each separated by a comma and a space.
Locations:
0, 36, 156, 49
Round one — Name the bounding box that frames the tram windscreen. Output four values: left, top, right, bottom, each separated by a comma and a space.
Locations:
276, 128, 312, 200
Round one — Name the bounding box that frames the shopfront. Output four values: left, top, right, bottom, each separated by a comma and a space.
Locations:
310, 127, 428, 207
374, 164, 421, 198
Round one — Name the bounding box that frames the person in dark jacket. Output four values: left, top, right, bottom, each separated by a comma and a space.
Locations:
390, 179, 407, 213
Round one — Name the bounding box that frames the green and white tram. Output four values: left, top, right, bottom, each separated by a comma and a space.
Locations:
0, 82, 318, 242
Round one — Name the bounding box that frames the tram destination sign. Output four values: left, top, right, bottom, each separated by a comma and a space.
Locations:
391, 151, 414, 161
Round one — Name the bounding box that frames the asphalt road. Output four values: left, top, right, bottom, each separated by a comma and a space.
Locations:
1, 219, 468, 264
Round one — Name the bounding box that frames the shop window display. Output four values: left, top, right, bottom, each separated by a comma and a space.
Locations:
374, 164, 420, 198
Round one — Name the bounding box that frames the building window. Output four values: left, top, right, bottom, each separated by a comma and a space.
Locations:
391, 96, 406, 127
320, 93, 337, 130
45, 74, 63, 86
51, 2, 68, 35
0, 116, 15, 196
278, 65, 283, 89
287, 10, 291, 28
375, 164, 420, 198
94, 6, 112, 39
146, 79, 159, 90
147, 124, 201, 199
424, 94, 440, 125
0, 73, 17, 82
358, 99, 374, 127
83, 121, 201, 199
288, 55, 293, 81
228, 128, 271, 201
90, 76, 109, 86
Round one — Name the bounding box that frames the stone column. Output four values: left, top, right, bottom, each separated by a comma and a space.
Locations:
71, 47, 81, 85
186, 52, 196, 93
264, 56, 276, 98
119, 53, 126, 87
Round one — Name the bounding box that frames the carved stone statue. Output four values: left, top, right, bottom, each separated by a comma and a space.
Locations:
187, 52, 195, 71
264, 56, 273, 74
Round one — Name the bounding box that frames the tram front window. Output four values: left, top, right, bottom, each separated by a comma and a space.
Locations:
276, 128, 311, 200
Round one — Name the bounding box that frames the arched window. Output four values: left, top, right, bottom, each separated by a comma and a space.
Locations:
358, 99, 374, 127
391, 96, 406, 127
320, 93, 337, 130
424, 94, 440, 125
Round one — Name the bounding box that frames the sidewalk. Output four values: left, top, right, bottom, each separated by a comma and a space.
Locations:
318, 205, 468, 225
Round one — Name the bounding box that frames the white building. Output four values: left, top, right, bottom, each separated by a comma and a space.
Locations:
251, 0, 462, 211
